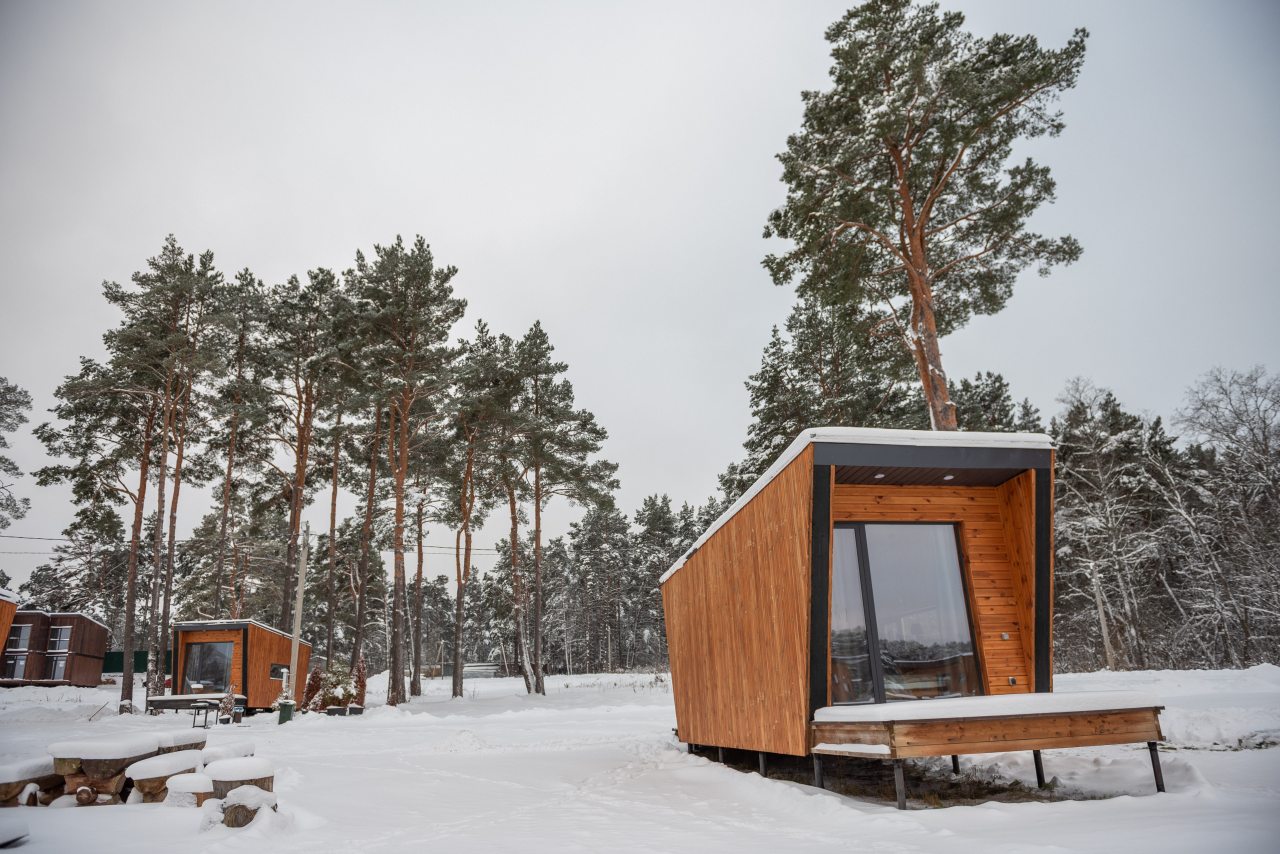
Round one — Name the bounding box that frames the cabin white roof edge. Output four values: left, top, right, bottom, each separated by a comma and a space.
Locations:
658, 426, 1053, 585
172, 617, 311, 645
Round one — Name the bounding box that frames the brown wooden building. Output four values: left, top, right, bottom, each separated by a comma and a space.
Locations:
661, 427, 1165, 807
167, 619, 311, 710
2, 610, 109, 687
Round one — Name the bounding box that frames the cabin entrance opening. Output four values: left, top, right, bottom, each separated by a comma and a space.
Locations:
830, 523, 981, 704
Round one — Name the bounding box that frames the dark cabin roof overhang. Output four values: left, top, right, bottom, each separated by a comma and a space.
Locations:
661, 426, 1054, 584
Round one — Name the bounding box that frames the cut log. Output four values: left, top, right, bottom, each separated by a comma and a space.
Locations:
205, 758, 274, 800
220, 785, 277, 828
211, 775, 273, 800
75, 786, 95, 806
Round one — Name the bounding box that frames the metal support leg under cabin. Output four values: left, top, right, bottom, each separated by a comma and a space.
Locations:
1148, 742, 1166, 793
687, 743, 693, 755
758, 751, 767, 777
717, 747, 724, 764
812, 755, 824, 790
892, 759, 906, 810
950, 755, 960, 775
1033, 750, 1047, 789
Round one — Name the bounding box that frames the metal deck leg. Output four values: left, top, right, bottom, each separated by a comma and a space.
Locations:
717, 746, 724, 764
812, 754, 824, 789
1148, 742, 1165, 793
893, 759, 906, 810
758, 751, 767, 777
950, 754, 960, 775
1033, 750, 1046, 789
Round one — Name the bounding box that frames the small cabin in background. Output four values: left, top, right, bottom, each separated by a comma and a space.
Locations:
168, 619, 310, 710
661, 427, 1166, 808
1, 609, 109, 687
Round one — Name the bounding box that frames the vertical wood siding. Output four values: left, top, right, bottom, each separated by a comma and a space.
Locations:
661, 446, 814, 756
245, 623, 310, 707
830, 481, 1040, 695
0, 600, 15, 655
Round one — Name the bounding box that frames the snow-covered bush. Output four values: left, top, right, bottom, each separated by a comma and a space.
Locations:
305, 670, 355, 711
302, 667, 323, 709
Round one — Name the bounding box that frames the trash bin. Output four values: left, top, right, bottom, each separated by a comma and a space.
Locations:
278, 699, 295, 724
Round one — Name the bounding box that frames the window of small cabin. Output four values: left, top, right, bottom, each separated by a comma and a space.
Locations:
45, 655, 66, 680
269, 663, 288, 680
183, 641, 234, 693
830, 523, 981, 704
3, 654, 25, 678
5, 624, 30, 651
48, 626, 71, 652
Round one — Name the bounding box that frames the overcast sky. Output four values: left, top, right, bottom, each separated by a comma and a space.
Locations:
1, 0, 1277, 588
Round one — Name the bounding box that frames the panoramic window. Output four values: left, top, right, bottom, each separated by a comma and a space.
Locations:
183, 641, 234, 693
6, 625, 30, 651
48, 626, 71, 652
830, 523, 981, 704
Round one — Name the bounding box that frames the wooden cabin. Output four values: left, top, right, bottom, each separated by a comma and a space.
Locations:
661, 427, 1165, 807
1, 610, 109, 687
164, 619, 311, 711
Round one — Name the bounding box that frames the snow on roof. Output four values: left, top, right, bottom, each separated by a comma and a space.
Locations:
13, 609, 109, 631
659, 426, 1053, 585
172, 618, 311, 645
0, 589, 19, 605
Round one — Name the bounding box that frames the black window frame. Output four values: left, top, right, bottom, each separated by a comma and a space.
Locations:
181, 640, 236, 694
830, 521, 985, 705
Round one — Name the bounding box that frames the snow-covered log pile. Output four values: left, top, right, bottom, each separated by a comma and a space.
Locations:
200, 758, 277, 827
49, 734, 165, 805
0, 757, 61, 807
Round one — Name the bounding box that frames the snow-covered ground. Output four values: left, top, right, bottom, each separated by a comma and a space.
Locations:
1, 665, 1278, 853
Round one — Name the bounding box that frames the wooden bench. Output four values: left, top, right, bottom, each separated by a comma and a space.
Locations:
808, 691, 1166, 809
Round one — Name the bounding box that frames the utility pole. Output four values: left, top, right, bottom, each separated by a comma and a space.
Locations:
288, 522, 309, 701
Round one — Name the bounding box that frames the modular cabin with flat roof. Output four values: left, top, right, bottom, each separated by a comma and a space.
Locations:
1, 609, 109, 687
660, 427, 1166, 808
157, 619, 310, 711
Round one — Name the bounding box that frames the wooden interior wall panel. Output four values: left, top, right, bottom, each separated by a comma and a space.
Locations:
662, 446, 814, 756
830, 484, 1033, 696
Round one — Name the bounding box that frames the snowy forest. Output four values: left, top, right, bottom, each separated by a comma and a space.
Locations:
0, 0, 1275, 711
1, 243, 1275, 700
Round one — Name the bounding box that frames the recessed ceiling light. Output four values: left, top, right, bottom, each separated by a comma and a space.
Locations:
874, 473, 886, 479
943, 474, 955, 481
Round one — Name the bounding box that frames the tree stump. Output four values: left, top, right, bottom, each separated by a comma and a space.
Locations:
205, 757, 274, 800
211, 774, 273, 800
220, 785, 277, 828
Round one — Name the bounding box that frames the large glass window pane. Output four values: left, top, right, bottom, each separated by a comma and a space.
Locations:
6, 625, 30, 650
864, 524, 980, 701
830, 527, 874, 703
3, 654, 26, 678
48, 626, 71, 652
183, 641, 234, 693
46, 656, 66, 680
